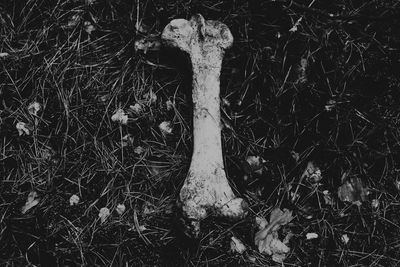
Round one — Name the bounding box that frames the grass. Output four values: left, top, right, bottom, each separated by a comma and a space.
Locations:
1, 0, 400, 266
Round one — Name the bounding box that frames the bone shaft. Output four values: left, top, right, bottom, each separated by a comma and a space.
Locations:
190, 59, 224, 169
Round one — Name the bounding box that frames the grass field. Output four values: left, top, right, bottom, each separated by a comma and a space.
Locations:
1, 0, 400, 266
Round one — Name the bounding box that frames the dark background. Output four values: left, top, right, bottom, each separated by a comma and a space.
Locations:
1, 0, 400, 266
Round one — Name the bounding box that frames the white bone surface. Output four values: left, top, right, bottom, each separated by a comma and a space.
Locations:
162, 14, 247, 237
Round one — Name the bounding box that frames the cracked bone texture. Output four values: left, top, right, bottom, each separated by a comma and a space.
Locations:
162, 14, 248, 237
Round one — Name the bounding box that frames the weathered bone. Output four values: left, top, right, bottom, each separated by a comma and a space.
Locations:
162, 14, 248, 237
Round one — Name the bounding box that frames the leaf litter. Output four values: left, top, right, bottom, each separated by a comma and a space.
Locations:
254, 208, 294, 263
21, 191, 40, 214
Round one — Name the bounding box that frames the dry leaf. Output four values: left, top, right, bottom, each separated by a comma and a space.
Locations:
0, 52, 10, 58
338, 177, 368, 206
254, 208, 293, 263
394, 180, 400, 191
222, 98, 230, 107
371, 199, 379, 209
40, 147, 54, 161
135, 21, 151, 34
291, 151, 300, 162
121, 134, 134, 147
69, 194, 80, 206
306, 233, 318, 240
142, 203, 155, 215
22, 191, 40, 214
111, 109, 128, 125
325, 99, 336, 112
230, 236, 246, 254
244, 156, 264, 175
247, 255, 256, 263
138, 225, 147, 232
84, 21, 95, 34
28, 102, 41, 116
116, 204, 126, 215
99, 207, 110, 223
129, 103, 142, 114
289, 17, 303, 33
16, 122, 31, 136
66, 14, 81, 29
255, 216, 268, 230
341, 234, 350, 244
297, 58, 308, 84
301, 161, 322, 183
290, 190, 300, 201
134, 146, 145, 155
165, 100, 174, 111
98, 95, 109, 103
272, 252, 288, 264
323, 190, 333, 205
134, 36, 162, 53
159, 121, 172, 135
144, 91, 157, 104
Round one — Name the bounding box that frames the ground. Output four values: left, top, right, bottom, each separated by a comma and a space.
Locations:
1, 0, 400, 266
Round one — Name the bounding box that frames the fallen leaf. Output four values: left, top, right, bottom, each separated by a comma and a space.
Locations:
40, 147, 55, 161
254, 208, 293, 263
394, 180, 400, 191
291, 161, 322, 202
134, 146, 145, 155
290, 151, 300, 162
165, 99, 174, 111
290, 191, 300, 201
98, 95, 109, 103
247, 255, 256, 262
325, 99, 336, 112
69, 194, 80, 206
338, 177, 368, 206
99, 207, 110, 223
323, 190, 333, 205
341, 234, 350, 244
272, 252, 288, 264
116, 204, 126, 215
22, 191, 40, 214
0, 52, 10, 58
289, 17, 303, 32
134, 36, 162, 54
270, 237, 290, 252
270, 208, 293, 228
135, 21, 151, 34
230, 236, 246, 254
111, 109, 128, 125
255, 216, 268, 230
138, 225, 147, 232
306, 233, 318, 240
129, 103, 142, 114
16, 122, 31, 136
66, 14, 81, 29
301, 161, 322, 183
84, 21, 95, 34
121, 134, 134, 147
144, 91, 157, 104
222, 98, 230, 107
371, 199, 379, 209
142, 203, 155, 215
159, 121, 172, 135
28, 102, 41, 116
297, 58, 308, 84
244, 156, 264, 175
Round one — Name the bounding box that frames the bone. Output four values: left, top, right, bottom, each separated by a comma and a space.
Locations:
162, 14, 248, 237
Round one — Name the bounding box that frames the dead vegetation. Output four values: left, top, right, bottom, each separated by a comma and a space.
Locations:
1, 0, 400, 266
